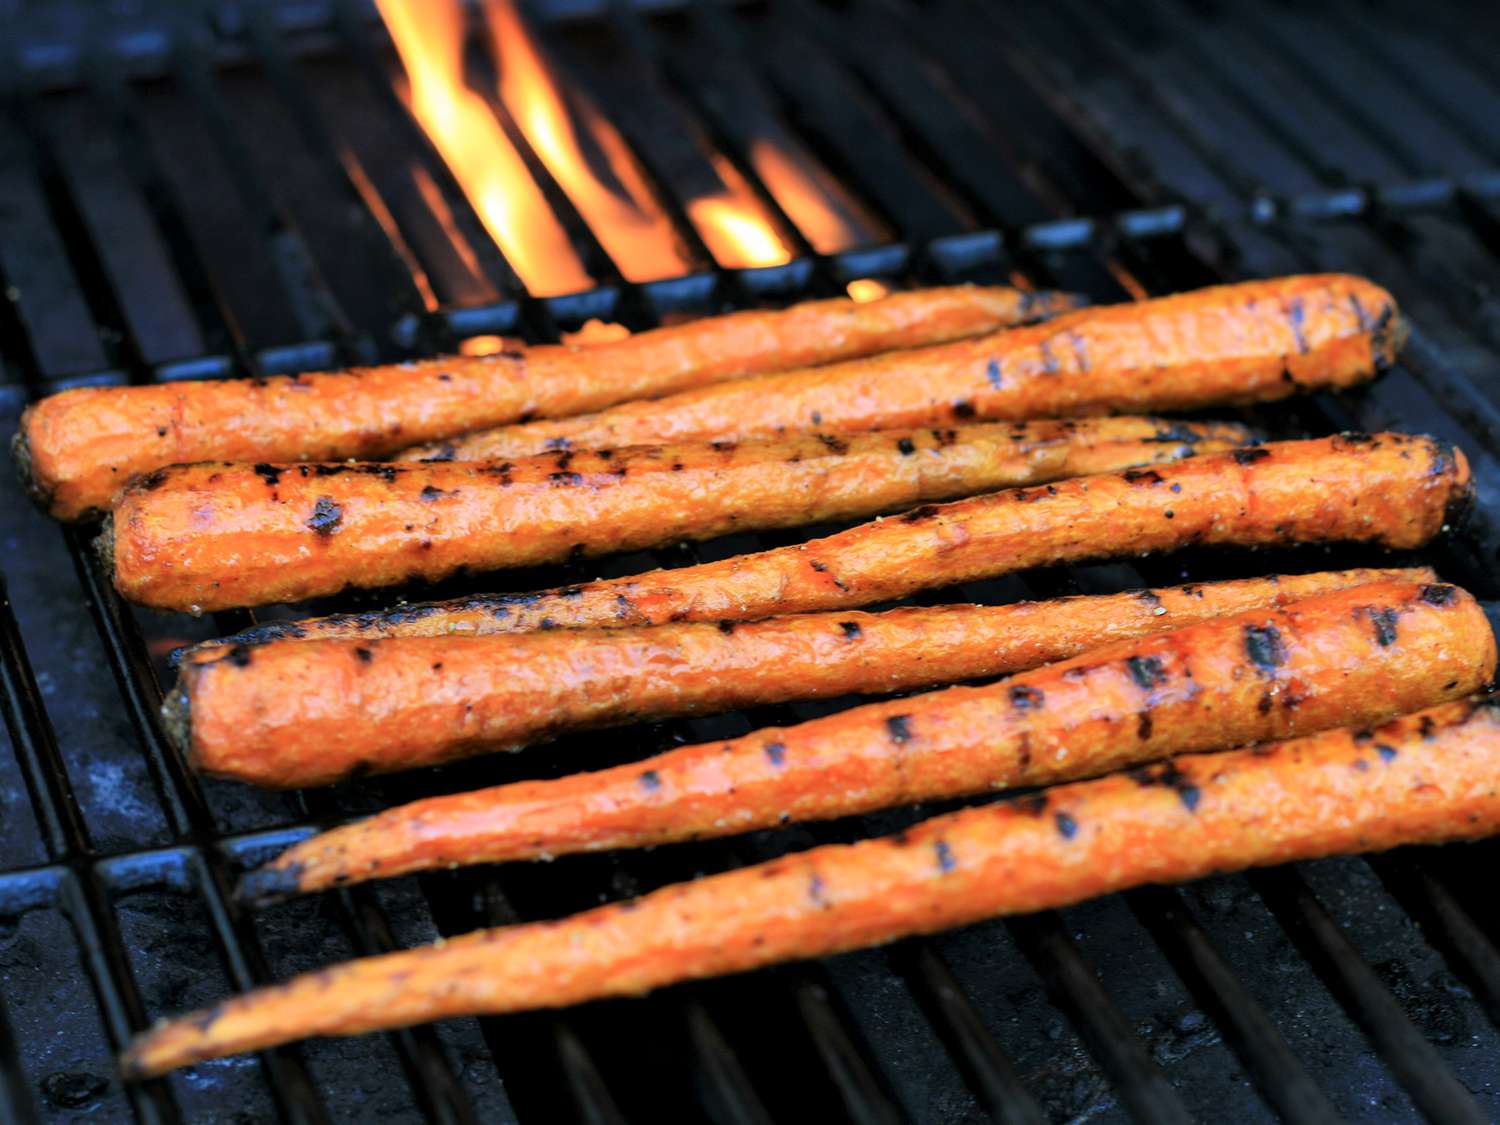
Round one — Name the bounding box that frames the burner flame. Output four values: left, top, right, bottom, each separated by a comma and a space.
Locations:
377, 0, 592, 296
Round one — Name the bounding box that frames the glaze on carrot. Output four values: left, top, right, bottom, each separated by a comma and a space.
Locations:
175, 567, 1428, 788
108, 418, 1248, 613
17, 285, 1065, 522
122, 694, 1500, 1077
200, 432, 1470, 651
244, 579, 1493, 896
401, 274, 1403, 462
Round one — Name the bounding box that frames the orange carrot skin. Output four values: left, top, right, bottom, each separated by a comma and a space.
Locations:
402, 274, 1403, 462
251, 579, 1493, 894
17, 285, 1061, 522
178, 567, 1428, 788
205, 432, 1470, 650
122, 695, 1500, 1078
107, 419, 1248, 613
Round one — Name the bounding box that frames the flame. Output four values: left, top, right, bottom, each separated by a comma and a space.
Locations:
684, 155, 791, 269
846, 278, 891, 303
484, 0, 684, 282
688, 198, 787, 268
377, 0, 592, 296
748, 139, 868, 255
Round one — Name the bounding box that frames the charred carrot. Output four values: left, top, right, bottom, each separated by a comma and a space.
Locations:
243, 579, 1493, 895
122, 694, 1500, 1077
201, 432, 1470, 650
401, 274, 1403, 462
17, 285, 1066, 522
107, 418, 1248, 613
176, 567, 1428, 788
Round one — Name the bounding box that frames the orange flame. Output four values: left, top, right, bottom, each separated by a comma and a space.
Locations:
484, 0, 685, 282
686, 155, 792, 269
747, 139, 870, 255
376, 0, 592, 296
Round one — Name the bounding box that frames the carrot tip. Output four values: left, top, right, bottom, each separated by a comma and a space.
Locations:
237, 862, 305, 909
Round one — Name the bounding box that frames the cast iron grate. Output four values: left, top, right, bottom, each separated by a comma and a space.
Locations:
2, 0, 1500, 1120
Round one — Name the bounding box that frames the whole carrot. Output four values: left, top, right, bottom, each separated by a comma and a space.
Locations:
16, 285, 1065, 522
201, 432, 1470, 651
107, 418, 1248, 613
401, 274, 1402, 462
176, 567, 1427, 788
243, 579, 1493, 897
122, 695, 1500, 1077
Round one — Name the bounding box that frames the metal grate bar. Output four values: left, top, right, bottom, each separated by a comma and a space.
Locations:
1007, 912, 1194, 1124
1126, 885, 1338, 1124
1249, 867, 1487, 1125
553, 1022, 630, 1125
1370, 851, 1500, 1030
165, 21, 354, 351
0, 578, 177, 1123
680, 1002, 776, 1125
435, 873, 638, 1123
68, 540, 336, 1124
789, 0, 1054, 231
0, 76, 480, 1115
0, 979, 38, 1125
240, 3, 440, 330
887, 943, 1047, 1125
789, 976, 904, 1125
747, 21, 972, 241
340, 890, 482, 1125
79, 51, 252, 370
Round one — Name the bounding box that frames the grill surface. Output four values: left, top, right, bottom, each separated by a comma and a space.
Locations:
4, 1, 1500, 1121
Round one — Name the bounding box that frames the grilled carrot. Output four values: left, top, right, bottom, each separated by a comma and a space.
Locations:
122, 694, 1500, 1077
201, 432, 1469, 651
107, 418, 1248, 613
176, 567, 1427, 788
16, 285, 1065, 522
243, 579, 1492, 896
400, 274, 1403, 462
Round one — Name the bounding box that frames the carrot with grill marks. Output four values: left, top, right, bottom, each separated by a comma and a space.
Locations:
123, 694, 1500, 1077
401, 274, 1403, 462
17, 285, 1066, 523
177, 567, 1427, 788
106, 418, 1248, 613
200, 432, 1470, 652
242, 579, 1493, 898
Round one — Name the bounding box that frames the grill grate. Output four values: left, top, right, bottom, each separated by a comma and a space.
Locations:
3, 0, 1500, 1120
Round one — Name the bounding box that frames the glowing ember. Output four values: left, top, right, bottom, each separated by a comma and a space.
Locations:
846, 278, 892, 303
458, 334, 521, 356
377, 0, 592, 296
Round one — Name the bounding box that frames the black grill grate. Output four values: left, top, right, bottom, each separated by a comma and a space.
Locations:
4, 1, 1500, 1120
